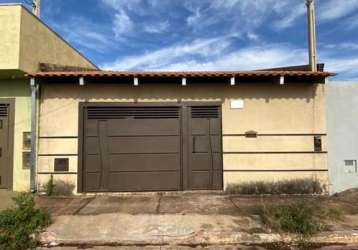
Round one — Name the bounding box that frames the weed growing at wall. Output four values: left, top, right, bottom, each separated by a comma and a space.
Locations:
225, 179, 324, 195
42, 175, 75, 196
257, 200, 342, 240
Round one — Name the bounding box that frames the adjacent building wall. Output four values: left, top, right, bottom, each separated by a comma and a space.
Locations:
18, 6, 97, 73
38, 82, 327, 193
327, 81, 358, 194
0, 80, 31, 191
0, 5, 21, 70
0, 4, 97, 74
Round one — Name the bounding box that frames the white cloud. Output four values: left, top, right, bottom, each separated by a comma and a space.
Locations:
246, 32, 260, 42
102, 0, 142, 12
101, 35, 236, 70
273, 3, 306, 29
324, 57, 358, 78
318, 0, 358, 21
144, 21, 170, 34
101, 38, 358, 79
51, 17, 114, 53
101, 36, 307, 71
113, 10, 133, 38
324, 42, 358, 50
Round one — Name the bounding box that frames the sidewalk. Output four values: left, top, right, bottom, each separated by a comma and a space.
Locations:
37, 192, 358, 248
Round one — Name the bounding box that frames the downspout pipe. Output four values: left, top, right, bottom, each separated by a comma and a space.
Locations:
306, 0, 317, 72
30, 78, 38, 192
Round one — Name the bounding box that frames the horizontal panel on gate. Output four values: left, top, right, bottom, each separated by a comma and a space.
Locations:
108, 172, 181, 191
108, 154, 180, 172
85, 173, 101, 191
192, 135, 221, 153
106, 119, 180, 136
189, 153, 222, 171
84, 155, 101, 172
86, 106, 180, 120
108, 136, 181, 154
190, 170, 211, 190
191, 106, 219, 119
85, 120, 99, 136
191, 119, 220, 135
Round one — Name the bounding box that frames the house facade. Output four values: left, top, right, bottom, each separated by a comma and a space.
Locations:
0, 4, 97, 191
31, 70, 331, 193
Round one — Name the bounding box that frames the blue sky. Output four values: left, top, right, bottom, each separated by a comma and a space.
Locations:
2, 0, 358, 79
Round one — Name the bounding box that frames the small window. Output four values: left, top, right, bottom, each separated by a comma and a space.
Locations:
345, 160, 357, 174
314, 136, 322, 152
22, 152, 31, 169
54, 158, 69, 172
23, 132, 31, 150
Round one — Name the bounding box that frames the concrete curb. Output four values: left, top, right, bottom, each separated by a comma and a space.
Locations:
40, 230, 358, 247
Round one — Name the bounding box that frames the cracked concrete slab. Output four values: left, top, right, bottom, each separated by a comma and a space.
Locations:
158, 194, 241, 215
78, 195, 160, 215
39, 213, 265, 246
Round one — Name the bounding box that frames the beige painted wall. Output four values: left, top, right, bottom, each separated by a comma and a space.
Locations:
0, 5, 96, 73
38, 82, 327, 192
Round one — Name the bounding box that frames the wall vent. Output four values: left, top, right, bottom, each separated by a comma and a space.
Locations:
86, 106, 180, 119
191, 106, 219, 118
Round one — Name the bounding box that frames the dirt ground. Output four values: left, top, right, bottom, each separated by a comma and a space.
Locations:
0, 189, 16, 211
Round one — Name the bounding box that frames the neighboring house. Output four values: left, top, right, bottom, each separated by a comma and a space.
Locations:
327, 81, 358, 194
0, 4, 97, 191
28, 69, 332, 193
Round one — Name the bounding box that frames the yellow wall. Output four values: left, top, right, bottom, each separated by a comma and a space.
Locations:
0, 5, 96, 74
38, 82, 327, 192
0, 80, 31, 191
0, 5, 21, 70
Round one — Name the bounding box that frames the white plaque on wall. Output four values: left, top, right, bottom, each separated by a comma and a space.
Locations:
230, 99, 244, 109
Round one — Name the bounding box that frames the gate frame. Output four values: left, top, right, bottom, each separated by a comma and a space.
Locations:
0, 98, 15, 190
77, 101, 223, 193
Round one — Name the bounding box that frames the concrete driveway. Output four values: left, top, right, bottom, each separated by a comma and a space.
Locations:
38, 193, 268, 247
36, 193, 358, 248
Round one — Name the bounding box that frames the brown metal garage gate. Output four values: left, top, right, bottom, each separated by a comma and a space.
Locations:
78, 103, 223, 192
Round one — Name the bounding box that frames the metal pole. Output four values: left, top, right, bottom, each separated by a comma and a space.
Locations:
32, 0, 40, 18
306, 0, 317, 72
30, 78, 38, 192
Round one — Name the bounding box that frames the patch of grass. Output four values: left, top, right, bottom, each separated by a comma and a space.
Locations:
257, 200, 342, 238
226, 179, 324, 195
0, 193, 51, 250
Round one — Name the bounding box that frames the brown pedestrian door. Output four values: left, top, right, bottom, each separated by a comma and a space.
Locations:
0, 101, 13, 189
80, 104, 222, 192
185, 106, 223, 190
